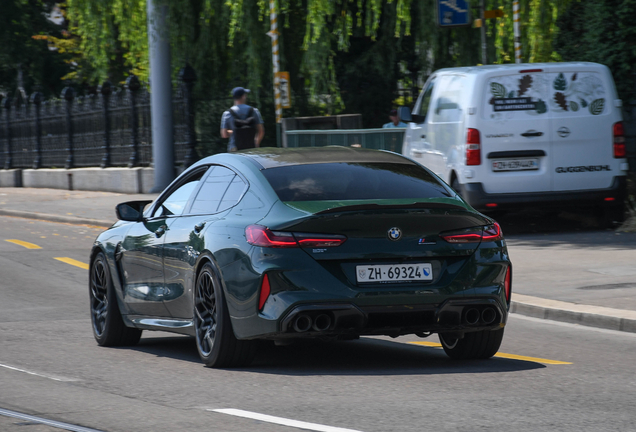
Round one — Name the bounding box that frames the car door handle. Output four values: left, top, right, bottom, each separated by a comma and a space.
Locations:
194, 222, 206, 233
521, 131, 543, 137
154, 226, 166, 238
421, 134, 426, 139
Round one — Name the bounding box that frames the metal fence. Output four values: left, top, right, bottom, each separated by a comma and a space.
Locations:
285, 128, 406, 153
0, 66, 198, 169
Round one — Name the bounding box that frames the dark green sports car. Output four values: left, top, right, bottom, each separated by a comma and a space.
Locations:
89, 147, 512, 367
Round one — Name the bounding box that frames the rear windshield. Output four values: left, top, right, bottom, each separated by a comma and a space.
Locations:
262, 162, 451, 202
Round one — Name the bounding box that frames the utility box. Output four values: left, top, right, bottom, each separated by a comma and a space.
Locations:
281, 114, 362, 147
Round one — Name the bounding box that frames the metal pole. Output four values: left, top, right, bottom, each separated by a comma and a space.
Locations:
178, 64, 198, 167
31, 92, 42, 169
62, 87, 74, 169
513, 1, 522, 63
127, 75, 141, 167
3, 98, 12, 169
480, 0, 487, 65
268, 0, 282, 146
147, 0, 174, 191
100, 81, 112, 168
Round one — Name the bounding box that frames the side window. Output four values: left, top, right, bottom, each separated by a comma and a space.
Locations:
413, 78, 436, 121
153, 170, 206, 217
218, 176, 247, 211
482, 72, 549, 120
431, 75, 465, 123
548, 72, 606, 118
189, 166, 237, 214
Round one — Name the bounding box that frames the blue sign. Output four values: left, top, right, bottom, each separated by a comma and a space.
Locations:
437, 0, 471, 27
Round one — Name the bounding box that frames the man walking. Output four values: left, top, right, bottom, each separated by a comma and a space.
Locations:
221, 87, 265, 151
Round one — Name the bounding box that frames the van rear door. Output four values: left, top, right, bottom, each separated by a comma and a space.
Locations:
479, 70, 552, 193
546, 66, 617, 191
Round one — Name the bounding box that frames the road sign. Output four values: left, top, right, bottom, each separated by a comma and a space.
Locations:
437, 0, 470, 27
276, 71, 291, 109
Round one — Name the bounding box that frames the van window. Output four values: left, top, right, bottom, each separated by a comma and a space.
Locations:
482, 72, 549, 120
431, 75, 465, 123
413, 77, 436, 121
547, 72, 606, 117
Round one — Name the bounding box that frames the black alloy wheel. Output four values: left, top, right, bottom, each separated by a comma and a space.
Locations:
439, 328, 504, 360
89, 252, 142, 346
194, 262, 257, 368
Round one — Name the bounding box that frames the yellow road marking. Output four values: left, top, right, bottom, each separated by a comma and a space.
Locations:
408, 341, 572, 365
54, 257, 89, 270
5, 239, 42, 249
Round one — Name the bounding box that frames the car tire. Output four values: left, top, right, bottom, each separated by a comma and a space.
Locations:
597, 204, 625, 229
438, 328, 504, 360
194, 262, 258, 368
89, 252, 142, 347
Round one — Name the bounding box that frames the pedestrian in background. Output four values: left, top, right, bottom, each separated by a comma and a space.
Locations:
383, 109, 407, 128
221, 87, 265, 151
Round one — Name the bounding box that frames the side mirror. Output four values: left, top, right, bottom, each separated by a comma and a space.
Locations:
398, 106, 412, 123
115, 200, 152, 222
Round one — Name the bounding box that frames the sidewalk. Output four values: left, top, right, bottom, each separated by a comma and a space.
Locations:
1, 187, 635, 334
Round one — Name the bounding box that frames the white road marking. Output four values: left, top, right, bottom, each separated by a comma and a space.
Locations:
0, 363, 79, 382
210, 408, 364, 432
511, 314, 636, 338
0, 408, 104, 432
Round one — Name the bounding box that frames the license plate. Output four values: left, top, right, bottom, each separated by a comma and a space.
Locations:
492, 158, 539, 172
356, 264, 433, 283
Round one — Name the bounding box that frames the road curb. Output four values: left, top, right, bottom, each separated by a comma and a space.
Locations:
511, 294, 636, 333
0, 209, 113, 228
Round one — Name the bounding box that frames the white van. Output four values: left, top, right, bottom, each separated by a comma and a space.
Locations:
400, 62, 629, 221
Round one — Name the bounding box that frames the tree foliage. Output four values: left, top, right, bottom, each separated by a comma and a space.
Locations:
0, 0, 71, 98
556, 0, 636, 101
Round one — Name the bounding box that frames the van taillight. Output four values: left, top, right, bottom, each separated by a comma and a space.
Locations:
614, 122, 626, 158
466, 128, 481, 166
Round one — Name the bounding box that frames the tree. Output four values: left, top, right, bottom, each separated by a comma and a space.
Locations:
0, 0, 71, 98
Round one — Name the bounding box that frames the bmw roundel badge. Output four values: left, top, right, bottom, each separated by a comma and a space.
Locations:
388, 227, 402, 241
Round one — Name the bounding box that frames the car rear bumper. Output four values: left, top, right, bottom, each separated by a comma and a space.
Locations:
458, 176, 627, 212
273, 297, 508, 339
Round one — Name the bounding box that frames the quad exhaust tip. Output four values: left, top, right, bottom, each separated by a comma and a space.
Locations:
293, 314, 312, 332
464, 308, 480, 325
312, 314, 332, 332
481, 307, 496, 325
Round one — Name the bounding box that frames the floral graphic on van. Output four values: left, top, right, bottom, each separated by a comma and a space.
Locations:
550, 72, 605, 115
554, 92, 568, 111
553, 73, 567, 91
518, 75, 532, 96
590, 98, 605, 115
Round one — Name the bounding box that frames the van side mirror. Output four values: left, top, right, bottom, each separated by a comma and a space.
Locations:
398, 106, 412, 122
116, 200, 152, 222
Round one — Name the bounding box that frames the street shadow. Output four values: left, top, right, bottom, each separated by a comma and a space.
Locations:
129, 335, 545, 376
494, 209, 636, 248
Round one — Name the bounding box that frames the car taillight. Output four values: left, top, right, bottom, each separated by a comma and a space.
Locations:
441, 222, 503, 243
466, 128, 481, 166
614, 122, 626, 158
504, 265, 512, 303
245, 225, 298, 247
245, 225, 346, 248
258, 274, 271, 311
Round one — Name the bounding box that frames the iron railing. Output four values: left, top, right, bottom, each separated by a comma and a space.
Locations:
285, 128, 406, 154
0, 65, 198, 169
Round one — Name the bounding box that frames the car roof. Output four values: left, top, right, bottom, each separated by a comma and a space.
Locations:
432, 61, 607, 76
223, 147, 414, 169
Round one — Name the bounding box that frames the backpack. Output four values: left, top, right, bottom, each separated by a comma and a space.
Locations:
229, 106, 257, 150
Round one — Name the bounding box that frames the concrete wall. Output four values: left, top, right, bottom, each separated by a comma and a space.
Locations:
18, 168, 156, 193
0, 170, 22, 187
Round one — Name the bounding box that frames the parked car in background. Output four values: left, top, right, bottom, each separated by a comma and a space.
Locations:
89, 148, 512, 367
400, 62, 629, 224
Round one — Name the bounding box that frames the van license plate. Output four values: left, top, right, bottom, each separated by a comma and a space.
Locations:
356, 264, 433, 283
492, 159, 539, 172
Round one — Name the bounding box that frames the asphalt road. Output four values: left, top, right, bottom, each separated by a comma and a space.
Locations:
1, 216, 635, 432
